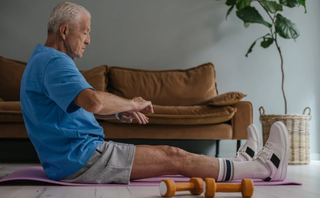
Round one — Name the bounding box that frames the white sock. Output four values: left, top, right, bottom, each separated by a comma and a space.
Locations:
217, 158, 270, 181
218, 158, 236, 181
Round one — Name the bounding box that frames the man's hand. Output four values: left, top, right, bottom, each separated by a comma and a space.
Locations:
132, 97, 154, 114
119, 111, 149, 125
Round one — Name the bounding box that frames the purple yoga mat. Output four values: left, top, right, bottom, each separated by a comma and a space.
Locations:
0, 166, 301, 186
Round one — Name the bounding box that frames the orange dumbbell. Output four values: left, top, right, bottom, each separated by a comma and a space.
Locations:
159, 177, 203, 197
204, 178, 254, 198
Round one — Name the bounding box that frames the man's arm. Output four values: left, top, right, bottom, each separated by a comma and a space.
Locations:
95, 111, 149, 125
74, 88, 153, 117
94, 114, 117, 120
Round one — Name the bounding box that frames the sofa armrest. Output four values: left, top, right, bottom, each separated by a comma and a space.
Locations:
231, 101, 253, 140
0, 101, 23, 123
0, 101, 21, 112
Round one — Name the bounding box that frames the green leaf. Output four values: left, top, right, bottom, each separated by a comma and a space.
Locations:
261, 37, 274, 48
226, 4, 235, 20
226, 0, 237, 6
236, 0, 251, 10
280, 0, 306, 12
279, 0, 299, 8
245, 40, 257, 57
236, 6, 272, 28
275, 14, 300, 39
245, 34, 270, 57
244, 22, 250, 28
225, 0, 237, 20
298, 0, 307, 13
261, 1, 283, 13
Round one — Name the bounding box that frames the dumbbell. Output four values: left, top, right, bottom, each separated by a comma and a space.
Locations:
204, 178, 254, 197
159, 177, 203, 197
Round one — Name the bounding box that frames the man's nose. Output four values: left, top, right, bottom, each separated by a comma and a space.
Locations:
85, 34, 90, 45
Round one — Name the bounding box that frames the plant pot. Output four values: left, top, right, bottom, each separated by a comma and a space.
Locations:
259, 107, 311, 165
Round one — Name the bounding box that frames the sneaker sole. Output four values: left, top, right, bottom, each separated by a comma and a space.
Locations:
271, 121, 290, 181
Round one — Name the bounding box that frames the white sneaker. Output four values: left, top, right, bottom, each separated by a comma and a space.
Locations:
234, 124, 263, 161
255, 121, 290, 181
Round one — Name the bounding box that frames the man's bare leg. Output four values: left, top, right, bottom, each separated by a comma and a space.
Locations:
130, 145, 219, 180
130, 122, 290, 182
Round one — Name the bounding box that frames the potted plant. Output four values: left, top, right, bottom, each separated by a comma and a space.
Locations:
216, 0, 311, 164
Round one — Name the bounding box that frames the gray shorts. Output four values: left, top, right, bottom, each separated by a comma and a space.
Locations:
60, 141, 135, 184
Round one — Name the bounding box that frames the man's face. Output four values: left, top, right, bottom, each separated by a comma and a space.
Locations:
64, 13, 91, 60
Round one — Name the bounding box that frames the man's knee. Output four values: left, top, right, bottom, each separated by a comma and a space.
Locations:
160, 145, 186, 158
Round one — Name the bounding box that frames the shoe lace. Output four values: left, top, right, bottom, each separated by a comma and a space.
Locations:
256, 142, 274, 162
235, 144, 246, 157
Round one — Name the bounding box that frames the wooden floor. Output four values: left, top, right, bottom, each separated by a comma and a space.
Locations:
0, 161, 319, 198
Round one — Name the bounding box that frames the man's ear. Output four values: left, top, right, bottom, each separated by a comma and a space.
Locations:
59, 25, 69, 40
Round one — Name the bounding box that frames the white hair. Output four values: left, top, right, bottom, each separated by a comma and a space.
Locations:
47, 2, 91, 34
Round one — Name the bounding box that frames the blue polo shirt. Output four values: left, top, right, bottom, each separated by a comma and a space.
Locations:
20, 44, 104, 180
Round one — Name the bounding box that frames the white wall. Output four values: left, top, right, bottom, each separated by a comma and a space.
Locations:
1, 0, 319, 158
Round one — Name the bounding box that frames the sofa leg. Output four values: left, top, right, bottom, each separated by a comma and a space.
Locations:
215, 140, 220, 158
236, 140, 241, 152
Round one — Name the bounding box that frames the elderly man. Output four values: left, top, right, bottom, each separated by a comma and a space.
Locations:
21, 2, 289, 184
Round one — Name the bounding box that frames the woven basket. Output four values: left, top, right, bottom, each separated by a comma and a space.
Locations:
259, 107, 311, 165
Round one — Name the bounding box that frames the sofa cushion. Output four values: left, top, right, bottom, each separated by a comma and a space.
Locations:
0, 101, 236, 125
0, 101, 24, 123
80, 65, 108, 91
202, 92, 247, 106
0, 56, 27, 101
106, 105, 236, 125
107, 63, 218, 106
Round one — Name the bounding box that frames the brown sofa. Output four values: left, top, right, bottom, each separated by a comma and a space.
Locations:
0, 56, 253, 156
